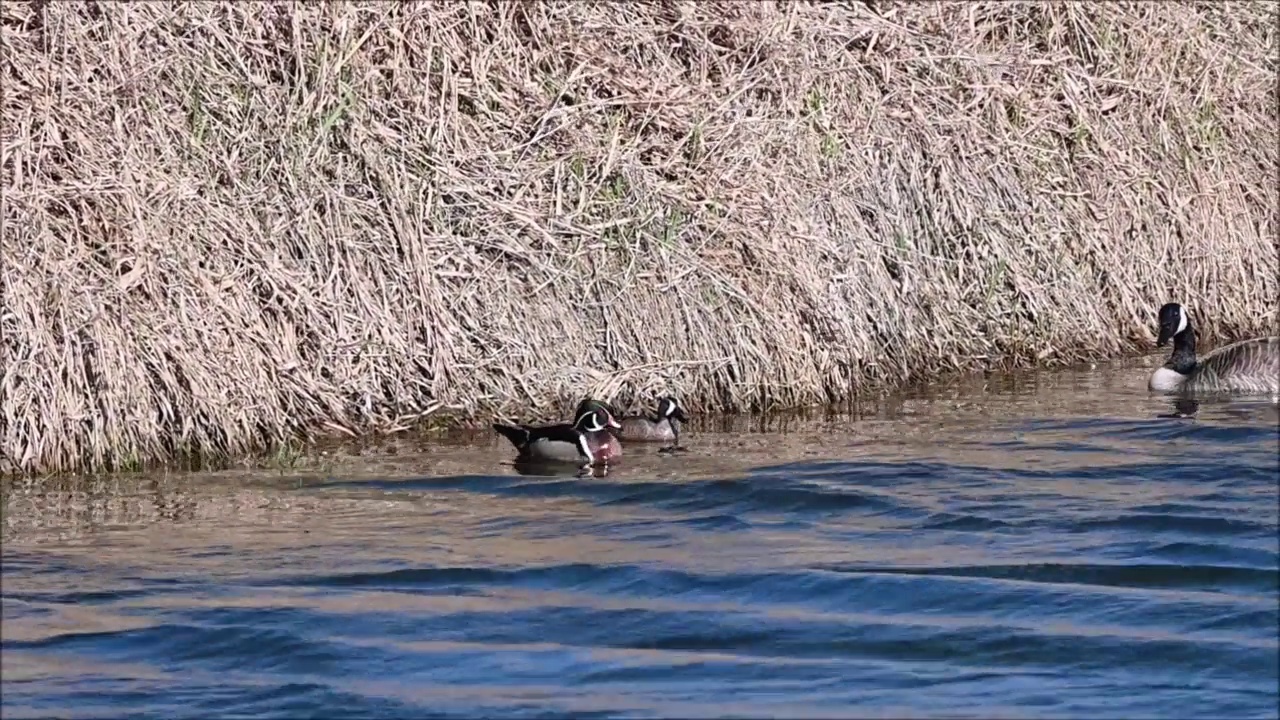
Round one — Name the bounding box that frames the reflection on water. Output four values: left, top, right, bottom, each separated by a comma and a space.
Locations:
3, 361, 1279, 719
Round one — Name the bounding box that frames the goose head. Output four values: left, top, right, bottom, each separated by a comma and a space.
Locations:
1156, 302, 1190, 348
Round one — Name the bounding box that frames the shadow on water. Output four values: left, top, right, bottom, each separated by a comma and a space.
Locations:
3, 360, 1279, 719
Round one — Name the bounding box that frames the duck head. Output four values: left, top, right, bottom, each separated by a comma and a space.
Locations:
657, 396, 689, 423
575, 405, 621, 433
575, 398, 621, 429
581, 394, 619, 417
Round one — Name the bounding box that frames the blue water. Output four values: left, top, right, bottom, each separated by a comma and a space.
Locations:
3, 367, 1278, 719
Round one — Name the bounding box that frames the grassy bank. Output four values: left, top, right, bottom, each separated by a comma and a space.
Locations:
3, 1, 1277, 476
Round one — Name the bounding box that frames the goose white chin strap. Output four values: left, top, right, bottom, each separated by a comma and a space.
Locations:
1176, 306, 1188, 335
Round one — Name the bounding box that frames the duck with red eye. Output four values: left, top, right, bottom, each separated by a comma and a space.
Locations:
493, 406, 623, 467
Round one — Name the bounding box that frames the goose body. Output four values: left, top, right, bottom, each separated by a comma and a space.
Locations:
1148, 302, 1280, 395
494, 407, 623, 465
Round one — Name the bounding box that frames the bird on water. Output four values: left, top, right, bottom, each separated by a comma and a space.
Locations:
1147, 302, 1279, 395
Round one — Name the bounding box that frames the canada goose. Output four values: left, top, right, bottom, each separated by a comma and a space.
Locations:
493, 407, 623, 465
1148, 302, 1280, 395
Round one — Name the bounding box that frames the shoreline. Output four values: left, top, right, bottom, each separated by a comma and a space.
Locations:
3, 2, 1276, 478
2, 352, 1185, 480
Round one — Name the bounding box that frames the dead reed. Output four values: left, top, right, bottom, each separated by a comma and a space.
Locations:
2, 1, 1277, 475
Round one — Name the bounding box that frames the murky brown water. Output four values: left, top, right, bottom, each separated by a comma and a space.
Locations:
3, 360, 1278, 719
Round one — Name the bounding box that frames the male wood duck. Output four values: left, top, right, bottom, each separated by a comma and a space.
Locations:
572, 398, 624, 460
493, 406, 623, 465
617, 396, 690, 445
574, 398, 618, 420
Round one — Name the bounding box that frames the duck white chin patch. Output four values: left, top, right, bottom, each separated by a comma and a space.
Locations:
1175, 306, 1187, 335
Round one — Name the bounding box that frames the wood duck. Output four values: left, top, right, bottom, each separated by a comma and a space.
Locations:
573, 398, 624, 457
616, 396, 690, 445
493, 406, 623, 465
574, 398, 619, 421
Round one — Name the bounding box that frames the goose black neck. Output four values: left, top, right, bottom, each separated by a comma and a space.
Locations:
1167, 326, 1198, 374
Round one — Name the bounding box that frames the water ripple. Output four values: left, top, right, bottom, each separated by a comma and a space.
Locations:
3, 372, 1278, 719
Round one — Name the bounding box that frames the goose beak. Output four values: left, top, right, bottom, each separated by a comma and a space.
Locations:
1156, 324, 1175, 348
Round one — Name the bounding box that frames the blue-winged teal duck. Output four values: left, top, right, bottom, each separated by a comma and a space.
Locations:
493, 406, 622, 465
616, 396, 689, 444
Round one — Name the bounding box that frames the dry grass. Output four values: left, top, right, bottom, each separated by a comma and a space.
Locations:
2, 1, 1277, 475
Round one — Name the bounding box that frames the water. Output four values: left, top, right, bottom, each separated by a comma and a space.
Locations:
3, 363, 1278, 719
